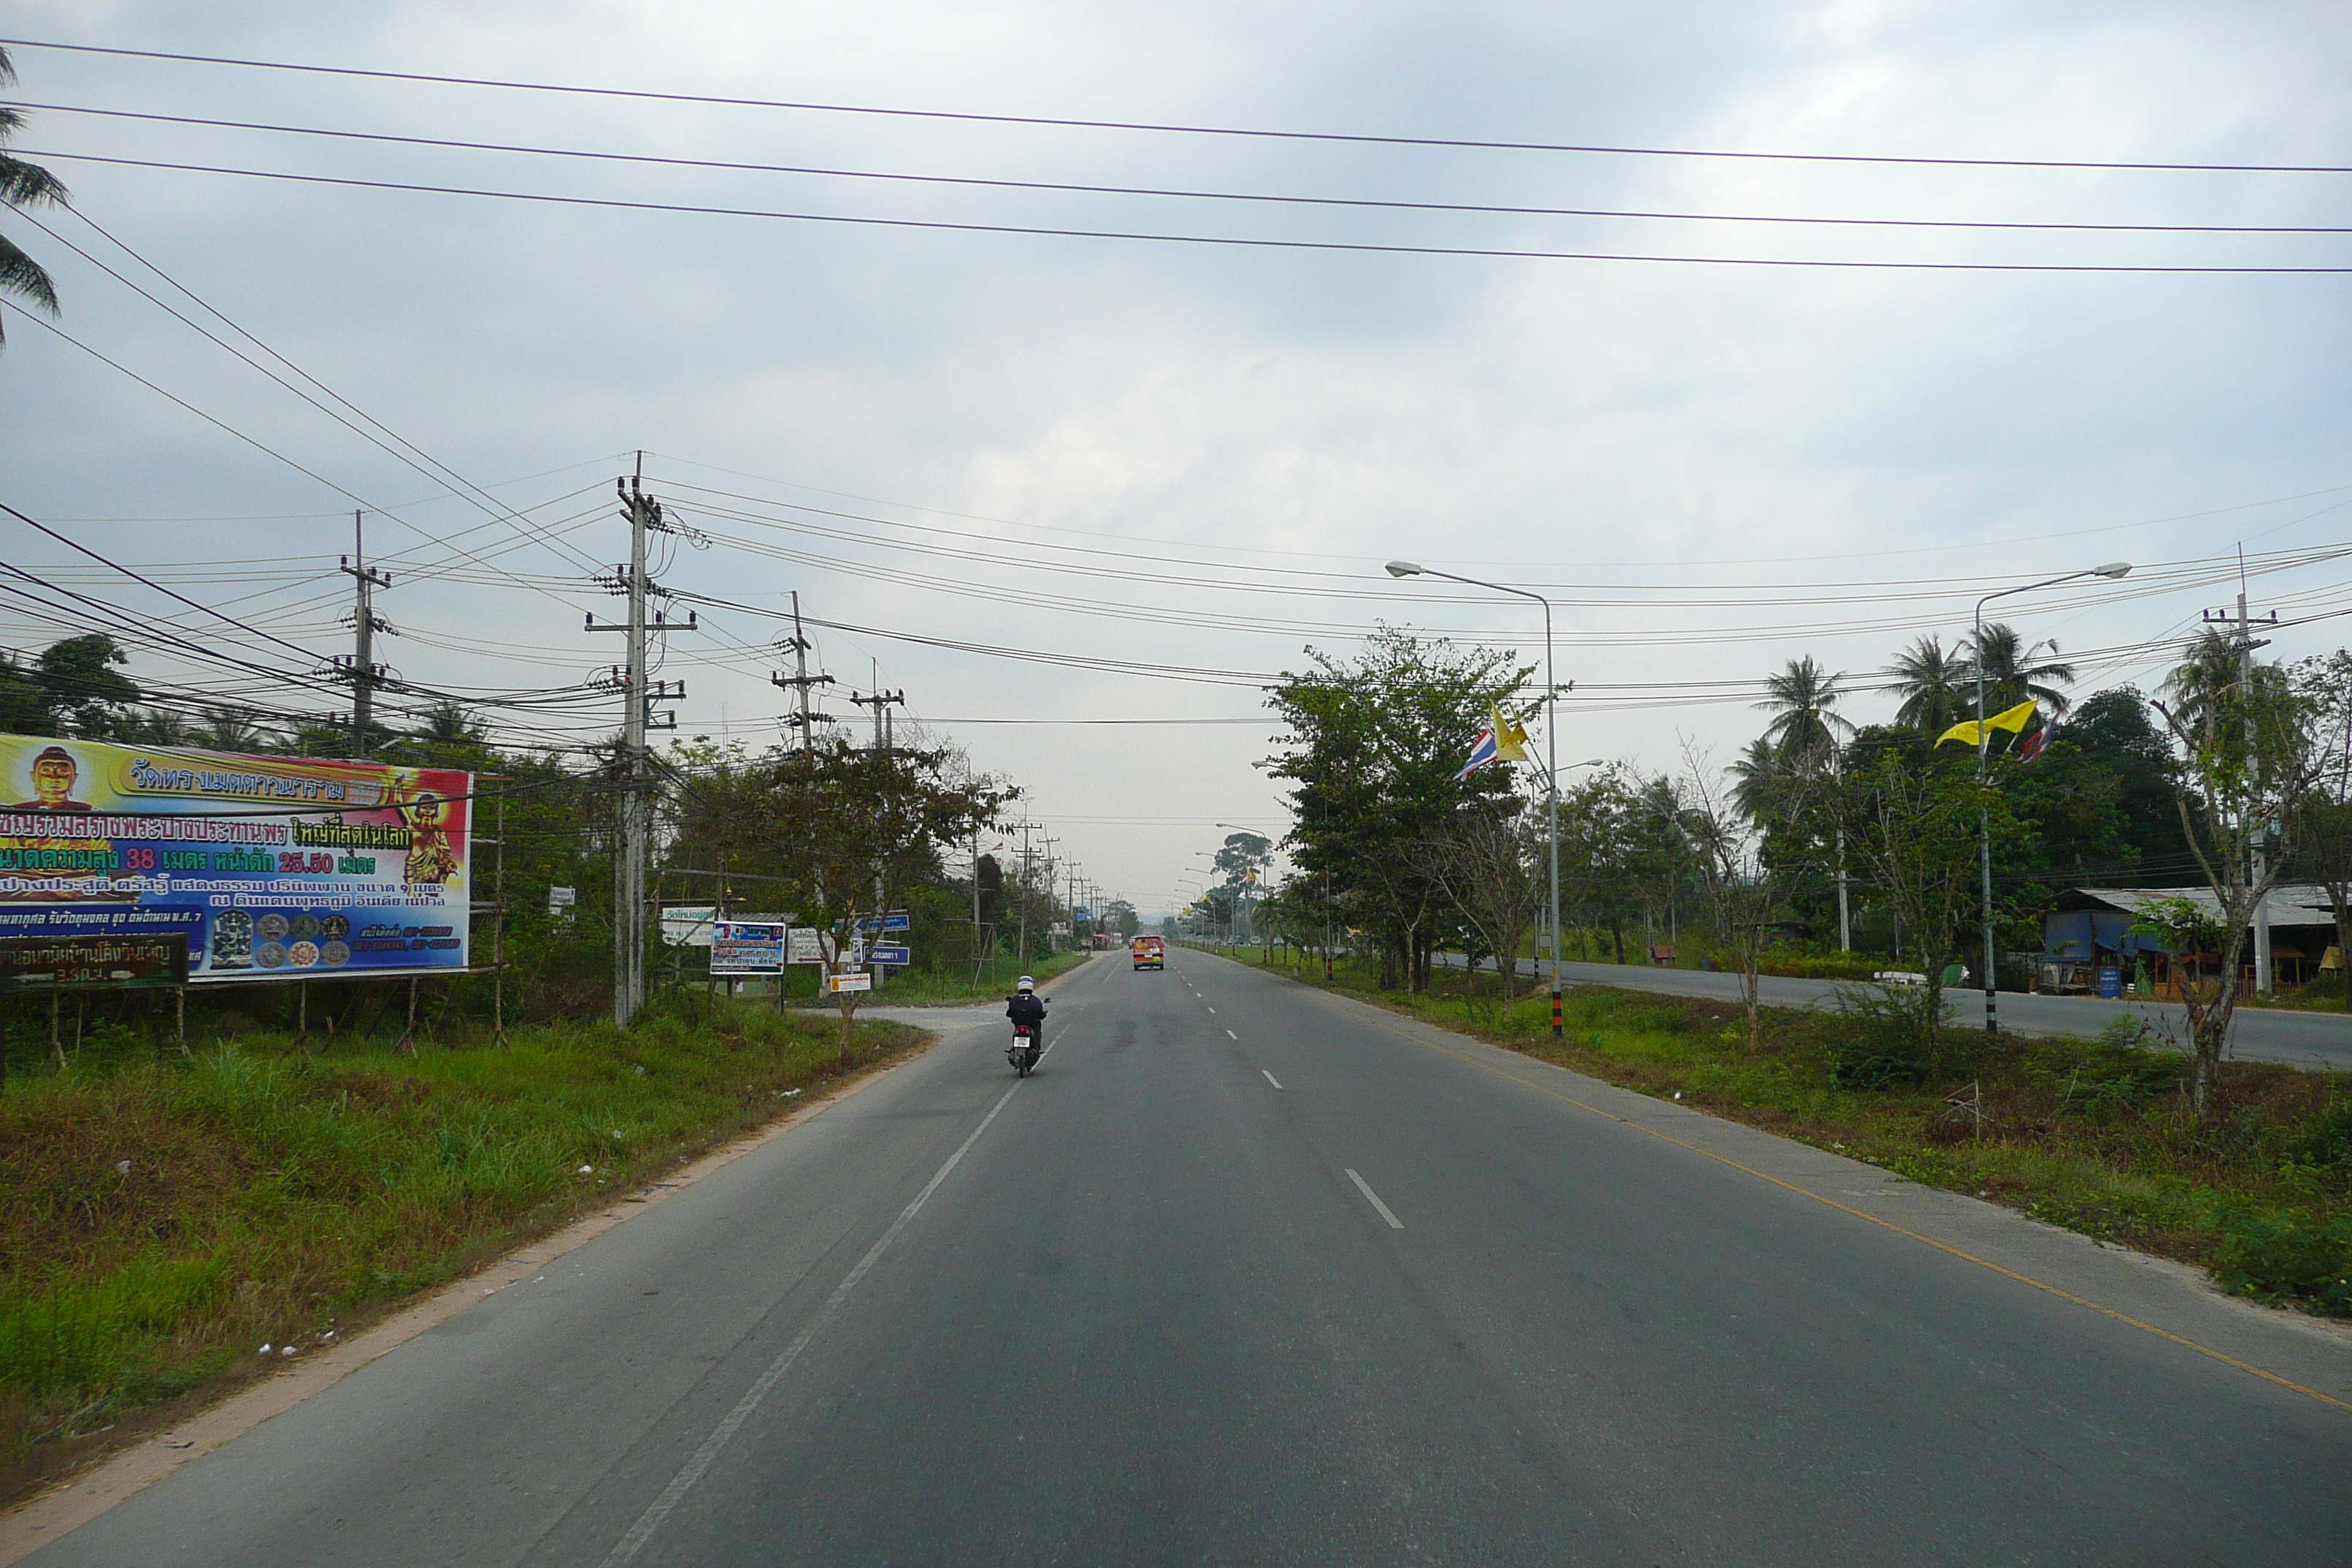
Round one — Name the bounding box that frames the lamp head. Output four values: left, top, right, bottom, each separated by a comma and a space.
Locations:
1384, 560, 1423, 578
2093, 561, 2133, 579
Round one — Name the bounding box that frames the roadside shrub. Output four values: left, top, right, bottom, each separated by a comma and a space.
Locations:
2294, 1099, 2352, 1169
1825, 983, 1952, 1088
2215, 1209, 2352, 1314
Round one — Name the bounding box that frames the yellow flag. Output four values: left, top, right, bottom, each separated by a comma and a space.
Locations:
1491, 704, 1531, 763
1934, 699, 2037, 747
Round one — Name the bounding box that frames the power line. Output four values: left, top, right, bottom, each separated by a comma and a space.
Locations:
15, 102, 2348, 237
23, 151, 2351, 276
9, 38, 2349, 176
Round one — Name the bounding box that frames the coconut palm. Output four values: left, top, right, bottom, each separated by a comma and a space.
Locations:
1728, 736, 1784, 821
1888, 635, 1968, 735
1967, 622, 2078, 716
1754, 656, 1852, 760
0, 48, 67, 346
2162, 625, 2285, 739
415, 699, 487, 747
197, 706, 271, 753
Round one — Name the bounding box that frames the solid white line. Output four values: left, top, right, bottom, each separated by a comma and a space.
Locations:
600, 1079, 1024, 1565
1262, 1069, 1283, 1089
1345, 1168, 1406, 1230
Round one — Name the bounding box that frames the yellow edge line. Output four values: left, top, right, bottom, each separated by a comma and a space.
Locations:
1308, 981, 2352, 1417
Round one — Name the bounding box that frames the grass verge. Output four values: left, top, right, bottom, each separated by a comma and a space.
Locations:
1223, 947, 2352, 1320
0, 992, 927, 1506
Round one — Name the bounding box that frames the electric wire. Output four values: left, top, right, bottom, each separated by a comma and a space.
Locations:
11, 38, 2350, 176
23, 151, 2348, 276
15, 102, 2347, 238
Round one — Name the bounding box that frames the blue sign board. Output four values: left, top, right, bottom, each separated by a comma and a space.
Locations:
869, 943, 911, 966
852, 912, 911, 934
2097, 966, 2122, 999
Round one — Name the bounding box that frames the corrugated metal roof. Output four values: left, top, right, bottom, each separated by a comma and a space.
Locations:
2056, 885, 2342, 928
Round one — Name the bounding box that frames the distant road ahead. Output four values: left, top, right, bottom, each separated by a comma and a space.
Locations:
20, 950, 2350, 1567
1445, 954, 2352, 1071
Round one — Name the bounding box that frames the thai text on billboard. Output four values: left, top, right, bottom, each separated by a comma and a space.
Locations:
0, 734, 472, 984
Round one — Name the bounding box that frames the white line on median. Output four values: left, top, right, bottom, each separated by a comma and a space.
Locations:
1345, 1168, 1405, 1229
1262, 1069, 1283, 1089
600, 1080, 1024, 1564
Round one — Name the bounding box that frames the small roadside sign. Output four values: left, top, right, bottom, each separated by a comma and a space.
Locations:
0, 934, 189, 992
852, 912, 911, 934
660, 905, 718, 948
787, 927, 826, 965
869, 944, 911, 966
826, 971, 872, 993
547, 886, 576, 921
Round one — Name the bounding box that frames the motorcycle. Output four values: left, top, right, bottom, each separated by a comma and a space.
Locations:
1007, 1020, 1041, 1077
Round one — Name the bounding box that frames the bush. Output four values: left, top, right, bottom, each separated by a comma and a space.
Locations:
1825, 983, 1953, 1088
2216, 1210, 2352, 1314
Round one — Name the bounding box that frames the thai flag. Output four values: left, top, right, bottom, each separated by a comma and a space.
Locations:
1456, 725, 1500, 781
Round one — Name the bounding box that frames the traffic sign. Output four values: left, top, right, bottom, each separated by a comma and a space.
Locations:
826, 971, 872, 993
869, 944, 911, 966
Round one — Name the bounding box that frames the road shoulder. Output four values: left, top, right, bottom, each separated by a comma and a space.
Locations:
1216, 951, 2352, 1414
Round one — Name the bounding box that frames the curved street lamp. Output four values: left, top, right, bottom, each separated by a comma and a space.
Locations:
1971, 562, 2132, 1036
1387, 559, 1569, 1039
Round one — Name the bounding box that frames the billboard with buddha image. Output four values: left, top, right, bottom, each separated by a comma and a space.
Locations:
0, 734, 471, 982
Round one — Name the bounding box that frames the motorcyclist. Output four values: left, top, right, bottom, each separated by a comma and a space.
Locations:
1005, 975, 1046, 1052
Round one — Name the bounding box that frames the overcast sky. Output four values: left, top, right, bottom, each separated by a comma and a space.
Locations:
1, 0, 2347, 914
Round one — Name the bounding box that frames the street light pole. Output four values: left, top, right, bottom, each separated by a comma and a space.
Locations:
1971, 562, 2132, 1038
1388, 560, 1565, 1041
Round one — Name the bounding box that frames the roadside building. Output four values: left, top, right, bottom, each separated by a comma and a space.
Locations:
2039, 885, 2340, 997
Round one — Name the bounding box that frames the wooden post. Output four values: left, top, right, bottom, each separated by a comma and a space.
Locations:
298, 981, 309, 1049
49, 990, 61, 1068
399, 976, 418, 1055
176, 986, 188, 1058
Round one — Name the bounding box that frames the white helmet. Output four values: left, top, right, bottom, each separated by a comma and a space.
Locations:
1017, 975, 1036, 992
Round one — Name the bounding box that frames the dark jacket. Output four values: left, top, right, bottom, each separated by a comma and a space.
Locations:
1006, 992, 1046, 1030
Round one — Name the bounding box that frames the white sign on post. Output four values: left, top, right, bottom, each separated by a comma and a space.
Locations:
786, 927, 826, 965
547, 886, 576, 921
826, 971, 872, 994
660, 905, 719, 948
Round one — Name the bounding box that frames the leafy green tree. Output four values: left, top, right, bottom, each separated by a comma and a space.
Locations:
2149, 640, 2322, 1113
2059, 687, 2191, 881
35, 634, 138, 736
1267, 627, 1529, 992
1757, 655, 1851, 758
0, 48, 66, 347
2288, 651, 2352, 1011
1838, 746, 2010, 1072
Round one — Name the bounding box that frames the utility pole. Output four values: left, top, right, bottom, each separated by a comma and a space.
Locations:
771, 592, 837, 761
2205, 568, 2280, 995
589, 459, 696, 1028
336, 511, 393, 756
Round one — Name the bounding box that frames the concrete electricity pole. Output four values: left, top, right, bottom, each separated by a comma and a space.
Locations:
336, 511, 392, 757
772, 592, 837, 760
2206, 576, 2280, 995
589, 460, 695, 1028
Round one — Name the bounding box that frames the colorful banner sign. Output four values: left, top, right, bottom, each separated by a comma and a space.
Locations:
710, 920, 786, 975
0, 734, 470, 984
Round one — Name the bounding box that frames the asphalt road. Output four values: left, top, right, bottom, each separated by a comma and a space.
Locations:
20, 950, 2352, 1566
1444, 953, 2352, 1071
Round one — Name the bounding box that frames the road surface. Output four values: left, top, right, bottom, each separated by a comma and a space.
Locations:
1439, 952, 2352, 1071
15, 950, 2351, 1566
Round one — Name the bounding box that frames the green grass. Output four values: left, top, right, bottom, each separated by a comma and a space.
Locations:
1226, 946, 2352, 1320
0, 993, 927, 1502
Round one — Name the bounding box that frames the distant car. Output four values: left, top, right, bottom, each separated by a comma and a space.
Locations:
1131, 935, 1165, 970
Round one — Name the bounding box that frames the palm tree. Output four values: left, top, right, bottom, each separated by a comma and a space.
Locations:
1968, 622, 2078, 715
1888, 635, 1967, 734
415, 700, 487, 747
1728, 736, 1784, 821
1755, 656, 1852, 759
198, 706, 271, 753
2161, 626, 2284, 739
0, 48, 67, 345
